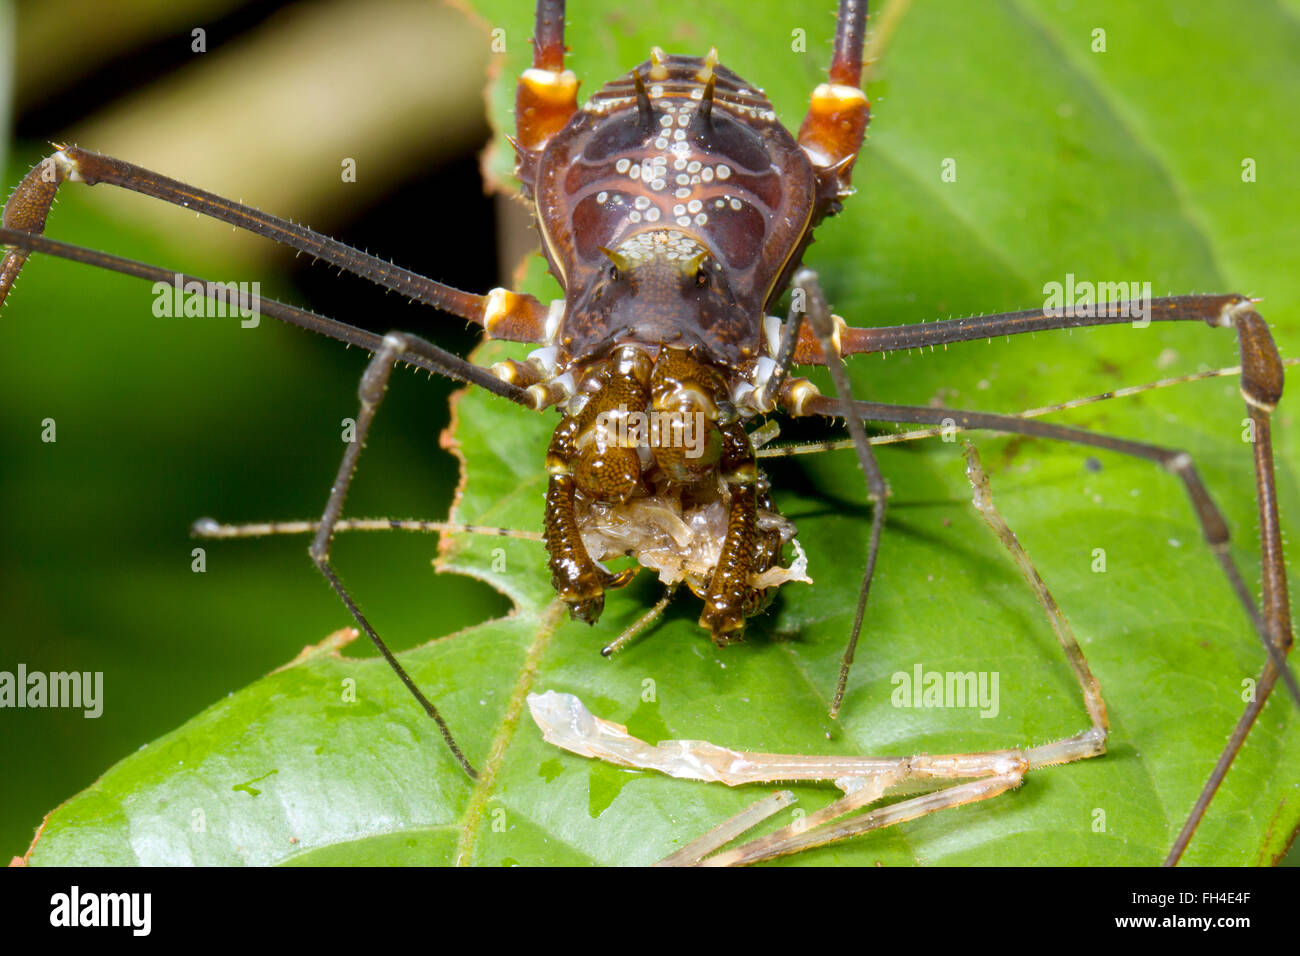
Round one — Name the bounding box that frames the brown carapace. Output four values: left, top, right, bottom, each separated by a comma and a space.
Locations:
0, 0, 1292, 863
498, 3, 871, 641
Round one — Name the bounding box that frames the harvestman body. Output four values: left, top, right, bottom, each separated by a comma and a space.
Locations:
0, 0, 1294, 864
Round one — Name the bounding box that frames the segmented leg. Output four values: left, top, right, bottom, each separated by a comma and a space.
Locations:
0, 223, 554, 781
790, 389, 1295, 673
791, 293, 1286, 365
309, 331, 488, 780
192, 517, 542, 542
602, 586, 679, 658
797, 0, 871, 208
785, 294, 1297, 710
655, 790, 796, 867
514, 0, 579, 182
759, 359, 1300, 457
790, 270, 889, 717
0, 228, 532, 404
1164, 403, 1290, 864
0, 148, 550, 342
783, 335, 1294, 861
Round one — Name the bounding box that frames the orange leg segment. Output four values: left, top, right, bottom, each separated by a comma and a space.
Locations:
515, 0, 580, 156
797, 0, 871, 199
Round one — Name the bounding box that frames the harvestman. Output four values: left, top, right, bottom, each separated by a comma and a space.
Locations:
0, 0, 1294, 864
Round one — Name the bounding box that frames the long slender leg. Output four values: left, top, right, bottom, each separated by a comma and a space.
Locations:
602, 586, 678, 658
794, 270, 888, 718
785, 292, 1295, 704
787, 388, 1295, 693
0, 149, 550, 341
654, 791, 795, 867
791, 293, 1279, 363
797, 0, 871, 205
784, 385, 1296, 858
963, 444, 1109, 736
0, 227, 533, 406
703, 774, 1024, 867
192, 517, 543, 542
0, 220, 545, 781
308, 331, 491, 780
1165, 402, 1290, 864
759, 358, 1300, 457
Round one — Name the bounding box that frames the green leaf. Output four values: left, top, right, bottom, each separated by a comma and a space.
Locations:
20, 0, 1300, 866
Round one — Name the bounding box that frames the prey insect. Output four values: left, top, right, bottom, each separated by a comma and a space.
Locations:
3, 0, 1296, 866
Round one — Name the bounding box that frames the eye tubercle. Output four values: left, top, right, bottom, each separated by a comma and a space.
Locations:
598, 246, 633, 275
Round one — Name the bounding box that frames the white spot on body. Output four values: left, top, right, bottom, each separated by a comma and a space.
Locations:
613, 230, 710, 265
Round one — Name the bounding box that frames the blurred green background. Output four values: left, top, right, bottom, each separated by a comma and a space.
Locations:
0, 0, 515, 858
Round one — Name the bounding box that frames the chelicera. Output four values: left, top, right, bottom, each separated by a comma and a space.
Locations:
0, 0, 1294, 865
